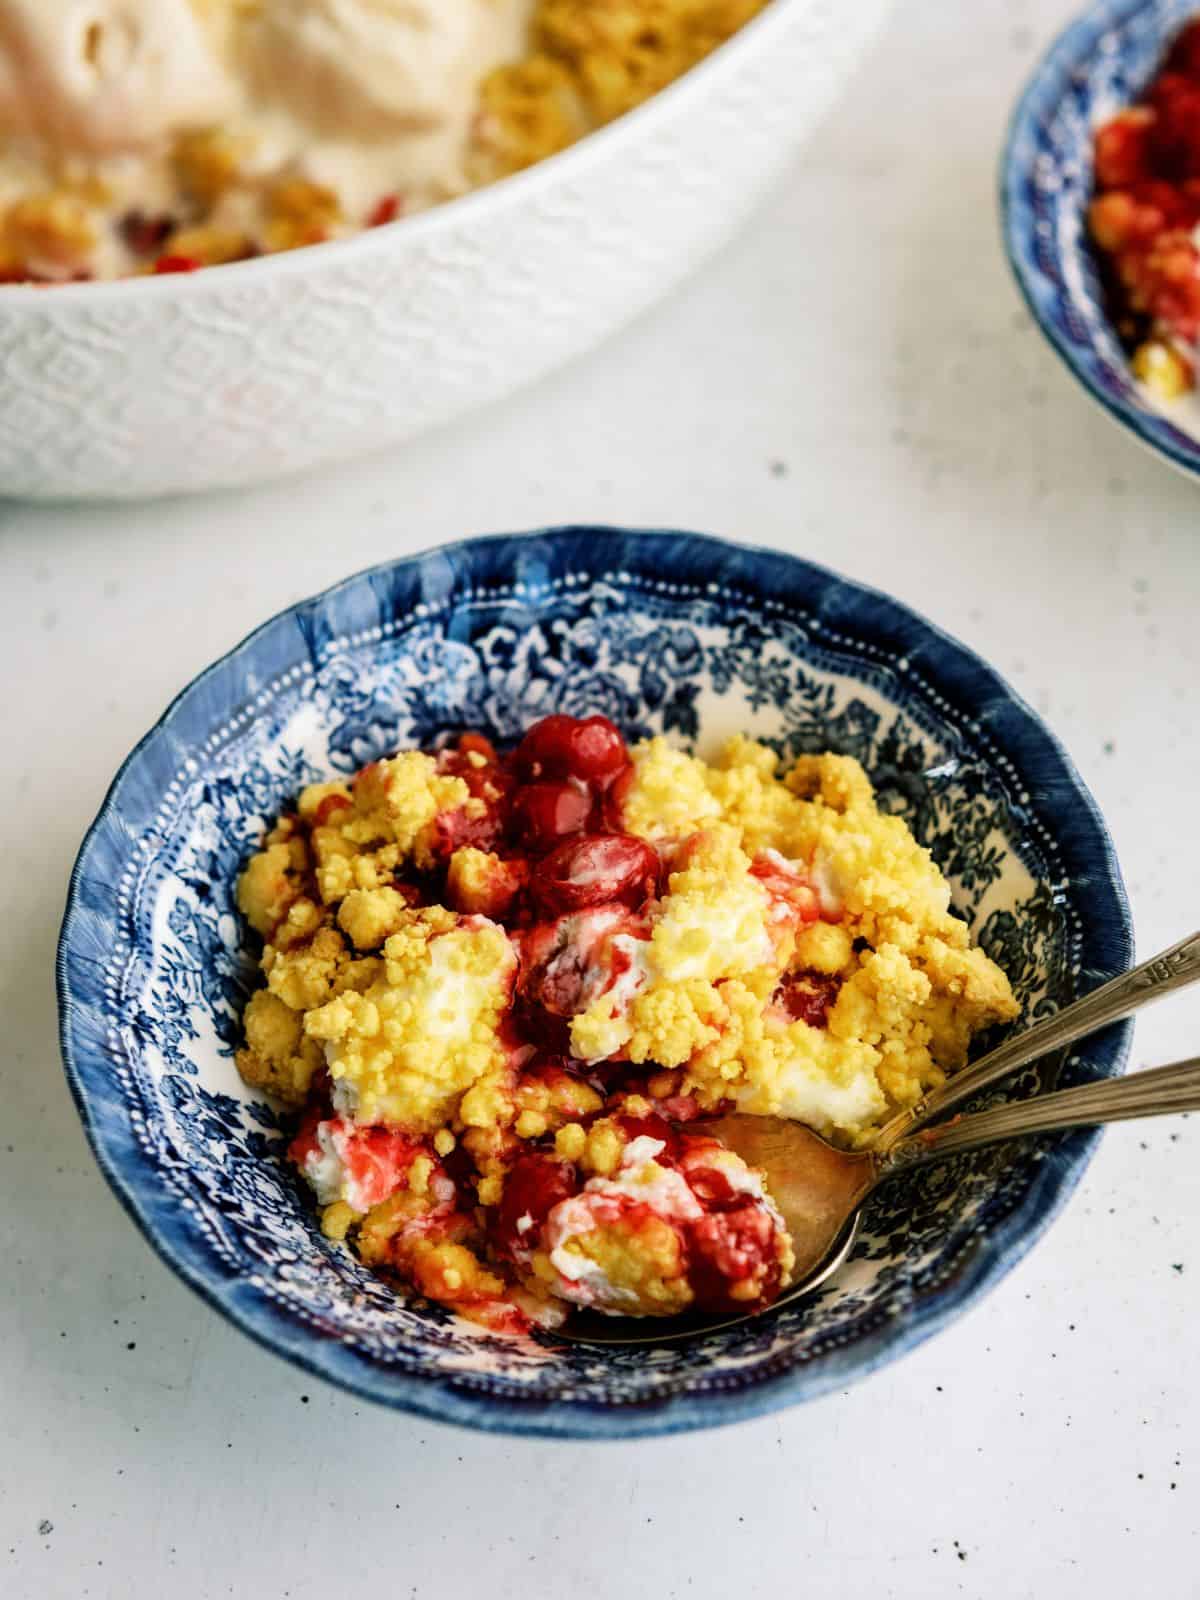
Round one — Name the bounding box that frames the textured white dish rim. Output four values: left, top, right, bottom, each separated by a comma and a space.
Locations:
0, 0, 799, 303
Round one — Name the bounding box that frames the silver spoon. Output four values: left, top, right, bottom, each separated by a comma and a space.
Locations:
560, 930, 1200, 1346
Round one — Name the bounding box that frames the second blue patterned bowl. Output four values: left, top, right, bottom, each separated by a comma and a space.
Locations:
1003, 0, 1200, 476
57, 528, 1131, 1438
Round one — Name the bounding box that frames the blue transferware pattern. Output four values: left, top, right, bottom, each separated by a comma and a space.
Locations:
57, 528, 1132, 1439
1003, 0, 1200, 477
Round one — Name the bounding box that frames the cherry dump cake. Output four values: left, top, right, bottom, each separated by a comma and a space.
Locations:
235, 715, 1017, 1331
0, 0, 770, 284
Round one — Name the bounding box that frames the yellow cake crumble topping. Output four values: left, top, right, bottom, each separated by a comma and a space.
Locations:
305, 908, 517, 1131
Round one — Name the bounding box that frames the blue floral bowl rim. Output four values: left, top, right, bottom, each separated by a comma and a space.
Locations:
56, 526, 1134, 1439
999, 0, 1200, 480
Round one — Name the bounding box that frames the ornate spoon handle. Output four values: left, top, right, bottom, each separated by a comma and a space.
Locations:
874, 930, 1200, 1153
885, 1055, 1200, 1168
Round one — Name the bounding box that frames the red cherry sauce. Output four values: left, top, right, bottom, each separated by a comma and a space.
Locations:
531, 833, 659, 916
773, 971, 842, 1029
510, 781, 592, 853
492, 1153, 578, 1262
687, 1203, 784, 1313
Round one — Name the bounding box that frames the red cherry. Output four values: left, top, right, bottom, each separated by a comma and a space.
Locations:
154, 254, 202, 274
687, 1203, 783, 1313
511, 780, 591, 852
1094, 108, 1156, 189
1130, 176, 1200, 226
1148, 72, 1200, 178
517, 904, 634, 1020
615, 1110, 679, 1158
491, 1153, 578, 1262
530, 834, 660, 915
517, 920, 590, 1018
514, 715, 576, 781
515, 715, 628, 789
677, 1135, 741, 1206
566, 717, 628, 788
368, 194, 402, 227
773, 971, 842, 1028
601, 762, 635, 830
1166, 19, 1200, 81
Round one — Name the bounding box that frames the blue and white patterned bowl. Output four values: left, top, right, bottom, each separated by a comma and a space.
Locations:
1002, 0, 1200, 476
57, 528, 1132, 1438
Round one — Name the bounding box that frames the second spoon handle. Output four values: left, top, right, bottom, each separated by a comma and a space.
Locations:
875, 929, 1200, 1152
885, 1055, 1200, 1167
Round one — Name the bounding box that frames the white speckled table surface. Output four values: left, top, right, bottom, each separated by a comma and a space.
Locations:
2, 2, 1198, 1595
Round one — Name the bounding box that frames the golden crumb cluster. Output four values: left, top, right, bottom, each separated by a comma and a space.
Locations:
305, 908, 516, 1130
234, 753, 498, 1119
475, 0, 770, 175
